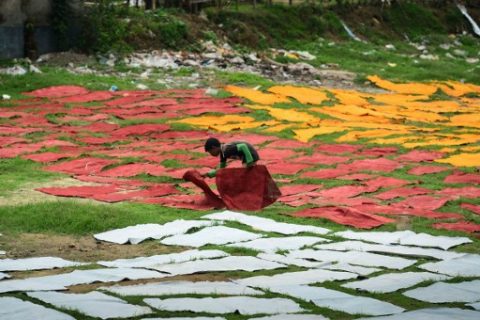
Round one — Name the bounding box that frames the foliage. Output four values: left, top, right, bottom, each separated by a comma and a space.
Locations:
382, 2, 446, 40
51, 0, 73, 50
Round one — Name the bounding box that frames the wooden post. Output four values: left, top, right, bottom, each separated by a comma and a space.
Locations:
152, 0, 156, 10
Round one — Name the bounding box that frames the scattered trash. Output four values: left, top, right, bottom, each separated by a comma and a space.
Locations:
453, 49, 467, 57
0, 65, 27, 76
457, 3, 480, 37
136, 84, 149, 90
29, 65, 42, 74
109, 85, 119, 92
341, 20, 362, 42
387, 63, 397, 67
385, 44, 396, 50
205, 88, 219, 96
1, 94, 11, 100
420, 54, 439, 60
466, 58, 479, 64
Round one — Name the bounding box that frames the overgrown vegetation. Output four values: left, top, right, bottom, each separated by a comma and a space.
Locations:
73, 1, 480, 54
79, 0, 191, 53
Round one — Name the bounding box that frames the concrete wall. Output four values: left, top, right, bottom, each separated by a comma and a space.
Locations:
0, 0, 72, 59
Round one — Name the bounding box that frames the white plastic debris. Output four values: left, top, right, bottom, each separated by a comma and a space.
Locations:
29, 65, 42, 74
1, 95, 11, 100
457, 3, 480, 37
143, 296, 304, 315
203, 211, 330, 235
28, 291, 152, 319
0, 257, 86, 272
98, 249, 228, 268
0, 296, 75, 320
100, 280, 263, 296
403, 280, 480, 303
94, 220, 216, 244
342, 272, 450, 293
160, 226, 262, 247
341, 20, 362, 42
0, 65, 27, 76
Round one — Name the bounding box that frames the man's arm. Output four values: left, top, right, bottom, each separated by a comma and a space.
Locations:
237, 143, 254, 166
206, 161, 227, 178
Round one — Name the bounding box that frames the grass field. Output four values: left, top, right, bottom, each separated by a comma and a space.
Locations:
1, 34, 480, 319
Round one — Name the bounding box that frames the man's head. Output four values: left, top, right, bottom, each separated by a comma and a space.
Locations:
204, 137, 221, 156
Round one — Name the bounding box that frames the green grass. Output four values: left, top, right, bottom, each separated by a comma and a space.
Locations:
0, 158, 64, 194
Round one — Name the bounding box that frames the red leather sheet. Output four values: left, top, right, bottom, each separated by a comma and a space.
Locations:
315, 144, 360, 154
56, 91, 113, 103
437, 187, 480, 199
408, 166, 449, 175
45, 157, 116, 175
98, 163, 168, 177
461, 203, 480, 215
37, 185, 119, 198
25, 86, 89, 98
183, 170, 225, 209
433, 222, 480, 233
293, 206, 394, 229
22, 152, 75, 163
396, 150, 444, 162
290, 153, 350, 165
444, 172, 480, 184
267, 162, 310, 175
111, 124, 170, 138
374, 187, 432, 200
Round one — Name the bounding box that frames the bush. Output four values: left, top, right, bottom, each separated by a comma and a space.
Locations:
382, 2, 446, 40
79, 0, 132, 54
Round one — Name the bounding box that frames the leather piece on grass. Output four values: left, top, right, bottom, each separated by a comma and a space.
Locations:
444, 172, 480, 184
267, 162, 310, 175
432, 222, 480, 234
183, 170, 225, 209
22, 152, 76, 163
362, 176, 410, 190
45, 158, 116, 175
111, 124, 170, 138
290, 153, 350, 165
37, 185, 119, 198
215, 165, 281, 211
25, 85, 89, 98
437, 187, 480, 199
396, 150, 444, 162
436, 153, 480, 167
374, 187, 432, 200
93, 185, 179, 203
98, 163, 168, 178
461, 203, 480, 215
293, 206, 393, 229
408, 166, 449, 175
56, 91, 113, 103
